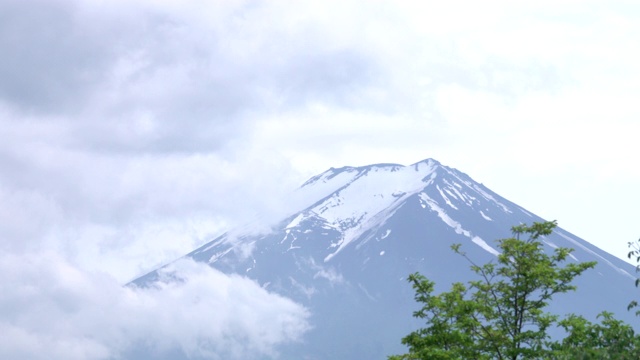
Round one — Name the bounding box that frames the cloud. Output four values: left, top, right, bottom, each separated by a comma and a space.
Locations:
0, 254, 310, 360
0, 145, 306, 281
306, 257, 345, 286
0, 0, 390, 153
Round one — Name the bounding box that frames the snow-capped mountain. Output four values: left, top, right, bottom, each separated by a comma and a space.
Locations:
132, 158, 638, 359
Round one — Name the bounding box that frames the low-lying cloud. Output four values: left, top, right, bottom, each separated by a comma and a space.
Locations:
0, 254, 310, 360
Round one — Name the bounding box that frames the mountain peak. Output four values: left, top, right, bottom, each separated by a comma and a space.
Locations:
410, 157, 441, 169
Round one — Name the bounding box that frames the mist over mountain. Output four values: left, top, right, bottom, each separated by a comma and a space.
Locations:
132, 158, 638, 359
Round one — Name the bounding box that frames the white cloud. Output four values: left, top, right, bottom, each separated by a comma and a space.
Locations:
0, 254, 309, 360
303, 257, 345, 286
0, 102, 306, 280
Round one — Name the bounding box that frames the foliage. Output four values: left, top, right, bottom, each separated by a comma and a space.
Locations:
549, 312, 640, 359
627, 238, 640, 314
390, 221, 640, 360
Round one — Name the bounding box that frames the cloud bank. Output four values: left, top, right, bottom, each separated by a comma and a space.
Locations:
0, 255, 309, 360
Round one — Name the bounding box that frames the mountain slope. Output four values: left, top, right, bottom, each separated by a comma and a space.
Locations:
132, 158, 638, 359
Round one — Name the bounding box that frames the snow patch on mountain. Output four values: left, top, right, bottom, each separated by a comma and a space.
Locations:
520, 208, 534, 217
194, 237, 226, 256
419, 193, 499, 256
472, 236, 500, 256
286, 213, 305, 229
437, 185, 459, 210
286, 161, 441, 262
208, 248, 233, 264
471, 184, 512, 213
358, 283, 377, 301
442, 168, 512, 213
441, 178, 478, 207
556, 231, 633, 279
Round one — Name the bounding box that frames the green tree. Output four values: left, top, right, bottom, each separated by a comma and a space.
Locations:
390, 221, 599, 360
549, 312, 640, 359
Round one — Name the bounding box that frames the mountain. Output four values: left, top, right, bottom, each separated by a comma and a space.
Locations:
131, 158, 638, 359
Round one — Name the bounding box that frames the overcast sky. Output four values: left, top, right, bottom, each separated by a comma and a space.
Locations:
2, 0, 640, 358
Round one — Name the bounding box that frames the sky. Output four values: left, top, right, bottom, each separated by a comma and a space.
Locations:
1, 0, 640, 358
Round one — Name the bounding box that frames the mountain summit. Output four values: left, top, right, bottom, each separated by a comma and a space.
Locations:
133, 158, 637, 359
